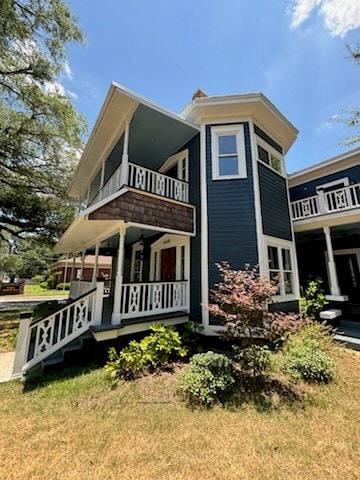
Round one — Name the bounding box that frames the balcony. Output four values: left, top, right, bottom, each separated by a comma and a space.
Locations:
91, 162, 189, 207
291, 183, 360, 221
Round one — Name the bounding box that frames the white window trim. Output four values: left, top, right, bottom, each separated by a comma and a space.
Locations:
130, 241, 144, 282
159, 149, 189, 182
316, 176, 349, 192
256, 137, 285, 177
211, 124, 247, 180
264, 236, 298, 302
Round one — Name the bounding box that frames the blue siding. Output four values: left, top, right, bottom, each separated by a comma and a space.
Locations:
290, 165, 360, 201
206, 123, 258, 324
180, 135, 202, 322
258, 163, 292, 241
254, 124, 283, 154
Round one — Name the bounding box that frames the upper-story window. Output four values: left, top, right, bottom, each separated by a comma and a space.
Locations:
257, 137, 283, 176
211, 125, 247, 180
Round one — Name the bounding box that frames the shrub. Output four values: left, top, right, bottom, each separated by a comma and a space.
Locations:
281, 346, 335, 383
285, 322, 335, 353
177, 351, 235, 408
32, 301, 60, 320
105, 324, 187, 382
300, 278, 328, 318
56, 282, 70, 290
234, 344, 272, 376
39, 281, 50, 289
180, 321, 204, 354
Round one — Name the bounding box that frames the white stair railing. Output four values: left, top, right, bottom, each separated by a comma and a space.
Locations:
291, 183, 360, 220
128, 163, 189, 203
121, 281, 188, 319
12, 282, 104, 377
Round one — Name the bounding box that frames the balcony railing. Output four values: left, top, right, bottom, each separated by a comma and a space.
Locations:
291, 183, 360, 221
128, 163, 189, 203
121, 281, 188, 320
89, 162, 189, 207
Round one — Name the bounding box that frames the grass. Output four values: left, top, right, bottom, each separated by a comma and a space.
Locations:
0, 310, 20, 353
0, 347, 360, 479
24, 284, 69, 296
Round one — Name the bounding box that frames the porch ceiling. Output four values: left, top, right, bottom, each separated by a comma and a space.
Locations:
68, 83, 199, 199
53, 217, 123, 254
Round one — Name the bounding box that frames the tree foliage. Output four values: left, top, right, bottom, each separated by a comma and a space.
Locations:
0, 0, 86, 243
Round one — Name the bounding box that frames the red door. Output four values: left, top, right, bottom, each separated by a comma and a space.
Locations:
160, 247, 176, 281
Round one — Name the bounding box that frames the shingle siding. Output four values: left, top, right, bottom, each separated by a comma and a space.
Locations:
258, 162, 292, 241
206, 123, 258, 324
290, 165, 360, 201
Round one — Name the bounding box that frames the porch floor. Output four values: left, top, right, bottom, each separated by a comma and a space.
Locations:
334, 320, 360, 351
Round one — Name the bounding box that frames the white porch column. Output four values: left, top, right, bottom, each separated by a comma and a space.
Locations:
86, 185, 91, 206
111, 224, 127, 325
323, 226, 341, 296
120, 117, 131, 187
100, 159, 105, 189
92, 242, 100, 284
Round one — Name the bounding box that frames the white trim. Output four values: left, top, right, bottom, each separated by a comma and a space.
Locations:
316, 176, 350, 192
211, 124, 247, 180
200, 123, 210, 331
128, 221, 195, 238
130, 241, 144, 282
263, 235, 299, 302
159, 149, 189, 182
256, 136, 285, 177
249, 121, 266, 275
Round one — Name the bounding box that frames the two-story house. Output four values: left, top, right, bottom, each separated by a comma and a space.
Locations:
17, 82, 355, 377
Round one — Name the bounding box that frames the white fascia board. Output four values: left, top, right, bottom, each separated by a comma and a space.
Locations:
288, 147, 360, 187
181, 93, 298, 138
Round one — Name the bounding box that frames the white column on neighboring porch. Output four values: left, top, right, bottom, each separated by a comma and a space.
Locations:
80, 250, 86, 280
111, 225, 127, 325
70, 253, 76, 281
92, 242, 100, 284
86, 185, 91, 205
63, 253, 69, 290
120, 117, 131, 187
323, 226, 341, 296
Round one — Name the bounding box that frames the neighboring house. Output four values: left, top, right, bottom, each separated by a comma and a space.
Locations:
289, 148, 360, 318
12, 82, 359, 378
50, 255, 112, 285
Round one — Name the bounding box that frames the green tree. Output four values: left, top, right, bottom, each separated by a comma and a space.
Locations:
0, 0, 87, 243
338, 45, 360, 145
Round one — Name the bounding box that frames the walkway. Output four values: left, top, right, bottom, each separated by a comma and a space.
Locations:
0, 352, 15, 383
0, 294, 68, 310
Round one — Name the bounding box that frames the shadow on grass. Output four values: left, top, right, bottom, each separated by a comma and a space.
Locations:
23, 363, 102, 393
225, 372, 307, 412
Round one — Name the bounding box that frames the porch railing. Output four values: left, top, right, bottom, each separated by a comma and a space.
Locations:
121, 281, 188, 319
13, 282, 105, 376
291, 183, 360, 220
128, 162, 189, 203
91, 165, 123, 205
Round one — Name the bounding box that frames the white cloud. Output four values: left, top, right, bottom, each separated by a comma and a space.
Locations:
63, 60, 73, 80
290, 0, 360, 37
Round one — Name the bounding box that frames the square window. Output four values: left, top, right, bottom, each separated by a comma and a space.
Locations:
219, 135, 237, 155
258, 145, 269, 164
268, 246, 279, 270
284, 272, 293, 294
282, 249, 291, 271
219, 156, 239, 176
270, 154, 281, 173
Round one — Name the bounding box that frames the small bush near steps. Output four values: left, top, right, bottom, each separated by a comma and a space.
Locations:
177, 351, 235, 408
105, 324, 187, 384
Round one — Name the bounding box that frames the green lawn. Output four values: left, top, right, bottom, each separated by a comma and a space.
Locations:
24, 284, 69, 296
0, 309, 19, 353
0, 347, 360, 479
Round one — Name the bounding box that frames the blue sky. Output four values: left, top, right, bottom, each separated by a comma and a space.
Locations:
62, 0, 360, 173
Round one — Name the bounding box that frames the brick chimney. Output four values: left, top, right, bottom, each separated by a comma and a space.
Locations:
192, 88, 208, 101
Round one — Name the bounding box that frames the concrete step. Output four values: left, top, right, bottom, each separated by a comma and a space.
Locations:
334, 334, 360, 351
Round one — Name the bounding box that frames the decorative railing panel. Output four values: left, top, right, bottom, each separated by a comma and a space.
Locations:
128, 163, 189, 203
91, 165, 122, 205
291, 183, 360, 221
121, 281, 188, 319
22, 288, 98, 372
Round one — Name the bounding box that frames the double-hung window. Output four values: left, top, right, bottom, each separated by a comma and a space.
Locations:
267, 243, 294, 297
211, 125, 247, 180
257, 138, 283, 175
